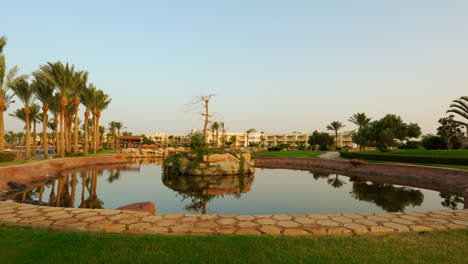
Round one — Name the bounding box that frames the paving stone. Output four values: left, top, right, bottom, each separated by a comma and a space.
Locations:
444, 223, 466, 229
235, 215, 255, 221
418, 217, 449, 224
128, 222, 152, 232
17, 209, 40, 215
343, 213, 363, 219
156, 220, 178, 227
82, 216, 106, 223
30, 219, 53, 225
272, 215, 292, 221
366, 216, 388, 222
254, 215, 273, 218
142, 215, 163, 222
98, 209, 121, 216
145, 226, 169, 233
0, 209, 16, 215
283, 229, 309, 236
316, 220, 340, 227
343, 223, 368, 233
259, 225, 281, 235
0, 214, 18, 219
69, 209, 96, 214
74, 212, 99, 219
450, 220, 468, 226
410, 225, 433, 232
391, 218, 415, 225
382, 222, 410, 232
405, 212, 428, 218
294, 217, 316, 225
191, 228, 215, 235
196, 220, 217, 228
171, 225, 194, 234
303, 225, 327, 234
307, 214, 330, 220
238, 221, 259, 228
49, 213, 74, 220
25, 216, 48, 223
164, 214, 184, 219
216, 218, 237, 225
369, 226, 394, 233
277, 220, 300, 228
64, 222, 89, 228
217, 228, 237, 235
19, 212, 43, 218
236, 229, 261, 235
180, 217, 199, 223
327, 227, 352, 234
255, 218, 276, 225
198, 215, 218, 220
118, 217, 139, 225
40, 207, 64, 212
44, 210, 68, 217
331, 217, 353, 223
400, 215, 421, 221
89, 221, 126, 231
425, 224, 447, 230
53, 219, 79, 227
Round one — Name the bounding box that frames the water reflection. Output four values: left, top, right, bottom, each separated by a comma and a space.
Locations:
162, 173, 254, 214
4, 163, 465, 213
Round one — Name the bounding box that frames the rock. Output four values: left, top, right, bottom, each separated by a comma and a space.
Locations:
117, 202, 156, 214
7, 181, 26, 190
203, 153, 239, 163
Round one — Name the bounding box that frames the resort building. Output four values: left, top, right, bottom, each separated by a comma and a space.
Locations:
331, 130, 355, 148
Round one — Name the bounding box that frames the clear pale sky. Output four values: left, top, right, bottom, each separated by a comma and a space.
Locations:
2, 0, 467, 135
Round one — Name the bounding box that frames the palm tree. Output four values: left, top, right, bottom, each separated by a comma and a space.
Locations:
447, 96, 468, 136
80, 84, 97, 155
327, 121, 345, 149
348, 113, 371, 131
48, 94, 60, 154
108, 121, 118, 148
211, 122, 220, 147
29, 104, 42, 157
34, 62, 87, 157
0, 35, 27, 151
114, 122, 125, 150
11, 79, 34, 159
92, 91, 111, 153
220, 122, 226, 147
70, 72, 88, 153
32, 77, 55, 158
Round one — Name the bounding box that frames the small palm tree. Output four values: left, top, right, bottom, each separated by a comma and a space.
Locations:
220, 122, 226, 147
11, 79, 35, 159
327, 121, 345, 149
108, 121, 118, 148
348, 113, 372, 131
211, 122, 220, 147
114, 122, 125, 149
32, 76, 55, 158
447, 96, 468, 136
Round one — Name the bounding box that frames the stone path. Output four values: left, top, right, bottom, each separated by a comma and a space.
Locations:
1, 202, 467, 236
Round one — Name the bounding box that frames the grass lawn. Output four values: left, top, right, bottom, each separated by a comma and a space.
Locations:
252, 151, 323, 158
354, 149, 468, 158
0, 228, 466, 264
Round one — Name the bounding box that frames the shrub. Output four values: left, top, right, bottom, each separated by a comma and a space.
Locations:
401, 140, 422, 149
65, 152, 85, 157
339, 151, 468, 165
421, 135, 446, 150
0, 152, 16, 162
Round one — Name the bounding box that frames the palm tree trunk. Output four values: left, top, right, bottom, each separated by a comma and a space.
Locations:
73, 99, 80, 153
32, 119, 37, 158
335, 131, 338, 149
25, 106, 31, 159
42, 106, 49, 159
93, 113, 97, 153
60, 108, 65, 157
117, 128, 121, 150
84, 109, 89, 155
0, 98, 5, 152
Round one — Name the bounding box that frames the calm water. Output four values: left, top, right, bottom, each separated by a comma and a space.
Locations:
7, 161, 465, 215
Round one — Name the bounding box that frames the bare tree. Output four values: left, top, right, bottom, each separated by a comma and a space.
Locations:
191, 94, 215, 145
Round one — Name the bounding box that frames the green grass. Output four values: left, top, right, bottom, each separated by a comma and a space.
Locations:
354, 149, 468, 158
252, 151, 324, 158
0, 228, 466, 264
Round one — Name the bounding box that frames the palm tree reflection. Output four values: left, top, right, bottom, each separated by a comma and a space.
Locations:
439, 193, 464, 210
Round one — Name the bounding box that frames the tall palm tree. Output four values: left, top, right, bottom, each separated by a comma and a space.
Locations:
29, 104, 42, 157
70, 72, 88, 153
34, 62, 87, 157
32, 77, 55, 158
327, 121, 345, 149
348, 113, 372, 131
108, 121, 118, 149
0, 35, 27, 151
92, 91, 111, 153
80, 84, 97, 155
219, 122, 225, 147
48, 94, 60, 154
447, 96, 468, 136
11, 79, 34, 159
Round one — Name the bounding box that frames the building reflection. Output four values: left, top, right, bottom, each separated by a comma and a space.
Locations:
162, 173, 254, 214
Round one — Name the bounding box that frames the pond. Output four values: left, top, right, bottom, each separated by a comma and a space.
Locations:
6, 161, 465, 215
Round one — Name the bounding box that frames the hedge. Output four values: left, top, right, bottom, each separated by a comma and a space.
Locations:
0, 152, 16, 162
339, 151, 468, 165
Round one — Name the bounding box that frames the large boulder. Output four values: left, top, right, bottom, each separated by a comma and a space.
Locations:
117, 201, 156, 213
176, 153, 254, 176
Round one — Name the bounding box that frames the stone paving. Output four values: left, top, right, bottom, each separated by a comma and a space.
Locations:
1, 202, 467, 236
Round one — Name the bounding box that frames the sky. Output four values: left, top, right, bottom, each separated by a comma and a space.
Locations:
2, 0, 468, 135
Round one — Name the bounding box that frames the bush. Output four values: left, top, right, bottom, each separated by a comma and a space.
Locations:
0, 152, 16, 162
339, 151, 468, 165
268, 147, 282, 151
65, 152, 85, 157
421, 135, 446, 150
401, 140, 422, 149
